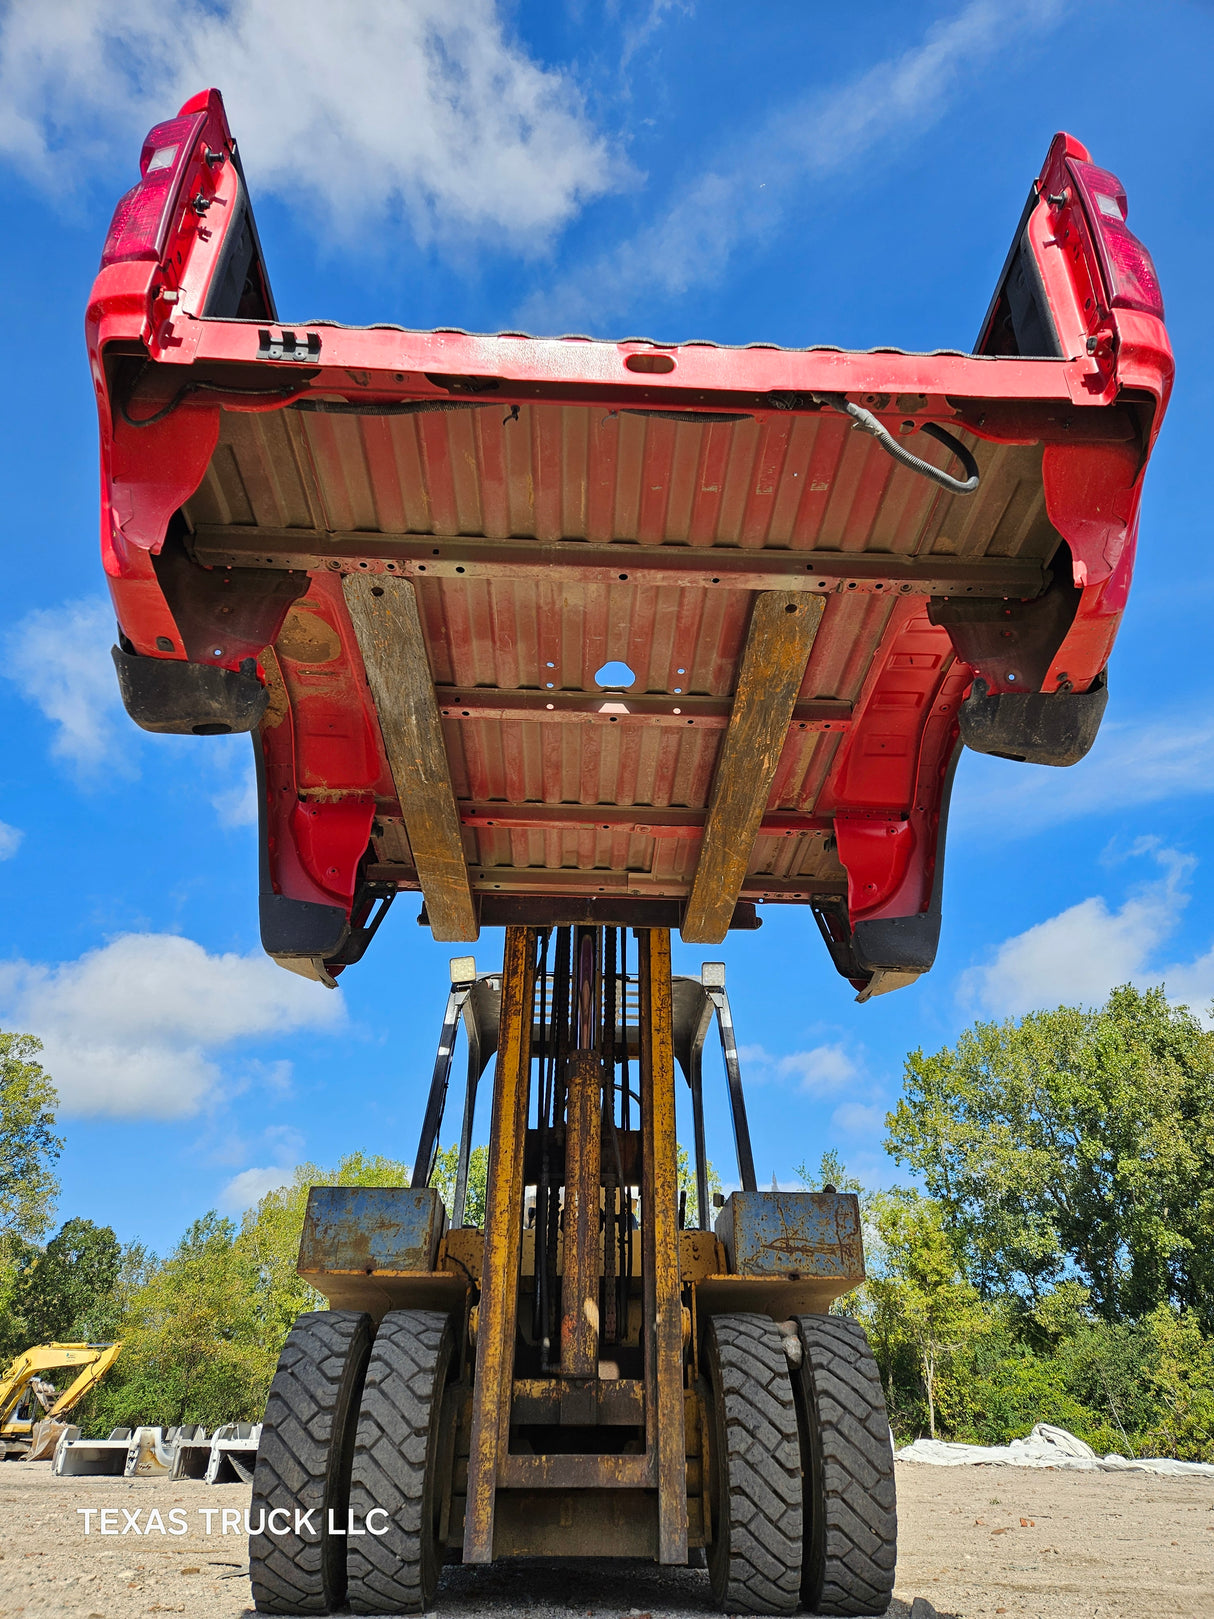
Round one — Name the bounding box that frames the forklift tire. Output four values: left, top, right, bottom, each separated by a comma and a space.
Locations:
345, 1310, 456, 1615
705, 1313, 803, 1614
249, 1310, 373, 1615
793, 1315, 897, 1616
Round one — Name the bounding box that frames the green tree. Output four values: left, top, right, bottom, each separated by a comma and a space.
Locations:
1141, 1306, 1214, 1461
431, 1144, 488, 1229
795, 1149, 863, 1196
10, 1217, 121, 1346
886, 985, 1214, 1326
0, 1032, 62, 1243
865, 1190, 991, 1439
675, 1144, 722, 1215
235, 1153, 411, 1353
83, 1214, 272, 1433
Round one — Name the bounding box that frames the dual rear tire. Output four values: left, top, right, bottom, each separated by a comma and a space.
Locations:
250, 1307, 894, 1616
706, 1312, 897, 1616
250, 1309, 453, 1616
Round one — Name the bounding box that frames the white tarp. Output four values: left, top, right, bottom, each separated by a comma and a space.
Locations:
896, 1421, 1214, 1477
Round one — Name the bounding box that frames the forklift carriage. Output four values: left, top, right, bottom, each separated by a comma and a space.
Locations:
86, 89, 1171, 1615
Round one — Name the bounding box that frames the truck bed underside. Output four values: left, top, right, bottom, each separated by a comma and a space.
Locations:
89, 104, 1171, 992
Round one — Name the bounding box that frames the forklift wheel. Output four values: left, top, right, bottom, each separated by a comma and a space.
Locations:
705, 1313, 803, 1614
345, 1310, 456, 1615
793, 1315, 897, 1616
250, 1310, 373, 1615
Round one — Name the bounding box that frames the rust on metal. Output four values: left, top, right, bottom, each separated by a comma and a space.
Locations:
715, 1189, 865, 1279
435, 691, 852, 732
510, 1378, 645, 1426
342, 573, 478, 941
638, 929, 689, 1565
193, 525, 1050, 600
463, 925, 536, 1563
497, 1453, 655, 1489
684, 593, 825, 944
560, 1051, 603, 1379
491, 1489, 657, 1559
297, 1185, 447, 1274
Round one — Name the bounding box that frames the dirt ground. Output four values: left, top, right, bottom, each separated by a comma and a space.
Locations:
0, 1459, 1211, 1619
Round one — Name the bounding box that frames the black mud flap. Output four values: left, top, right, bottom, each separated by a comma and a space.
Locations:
111, 644, 268, 735
813, 744, 961, 1002
259, 893, 351, 989
959, 672, 1107, 767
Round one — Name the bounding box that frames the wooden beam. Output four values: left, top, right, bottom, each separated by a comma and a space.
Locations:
342, 574, 478, 942
682, 592, 825, 944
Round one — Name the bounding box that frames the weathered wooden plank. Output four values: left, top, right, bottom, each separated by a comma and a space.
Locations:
342, 573, 478, 942
682, 593, 825, 944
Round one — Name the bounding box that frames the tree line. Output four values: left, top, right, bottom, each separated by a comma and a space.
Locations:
1, 984, 1211, 1457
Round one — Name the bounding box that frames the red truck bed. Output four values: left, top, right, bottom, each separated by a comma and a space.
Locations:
86, 91, 1172, 995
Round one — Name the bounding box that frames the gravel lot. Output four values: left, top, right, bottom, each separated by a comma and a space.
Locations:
1, 1459, 1211, 1619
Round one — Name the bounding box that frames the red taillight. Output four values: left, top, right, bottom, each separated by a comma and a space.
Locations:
1066, 158, 1164, 320
99, 111, 206, 269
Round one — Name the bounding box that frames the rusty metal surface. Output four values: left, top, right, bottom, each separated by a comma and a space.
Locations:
305, 1271, 465, 1321
186, 404, 1051, 558
714, 1190, 865, 1281
463, 926, 536, 1565
497, 1453, 655, 1489
679, 1231, 726, 1281
181, 405, 1056, 911
560, 1052, 603, 1378
296, 1185, 446, 1274
638, 931, 690, 1565
490, 1489, 658, 1559
511, 1377, 645, 1426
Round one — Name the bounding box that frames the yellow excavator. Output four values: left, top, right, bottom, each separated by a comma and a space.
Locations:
0, 1343, 123, 1459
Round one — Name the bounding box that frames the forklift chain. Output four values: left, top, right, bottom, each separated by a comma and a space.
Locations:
345, 1310, 455, 1615
705, 1313, 803, 1614
793, 1314, 897, 1616
249, 1310, 373, 1615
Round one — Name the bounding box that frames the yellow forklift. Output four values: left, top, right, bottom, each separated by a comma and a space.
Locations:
249, 931, 894, 1616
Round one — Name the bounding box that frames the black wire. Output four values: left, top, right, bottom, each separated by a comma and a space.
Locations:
119, 376, 498, 429
812, 391, 980, 495
119, 377, 308, 427
291, 398, 498, 418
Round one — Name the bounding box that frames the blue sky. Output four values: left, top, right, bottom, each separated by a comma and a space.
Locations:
1, 0, 1213, 1256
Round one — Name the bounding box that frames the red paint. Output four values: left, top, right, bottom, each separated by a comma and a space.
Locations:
85, 107, 1173, 972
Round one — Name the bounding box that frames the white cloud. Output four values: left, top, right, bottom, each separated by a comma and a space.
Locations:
961, 847, 1194, 1018
618, 0, 692, 73
205, 737, 259, 829
219, 1165, 292, 1214
739, 1040, 859, 1094
831, 1102, 886, 1136
775, 1043, 858, 1094
0, 933, 343, 1118
5, 598, 124, 774
955, 713, 1214, 838
0, 822, 23, 860
524, 0, 1063, 329
0, 0, 617, 245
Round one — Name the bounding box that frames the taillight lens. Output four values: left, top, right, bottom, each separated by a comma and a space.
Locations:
1067, 159, 1164, 320
99, 111, 206, 268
